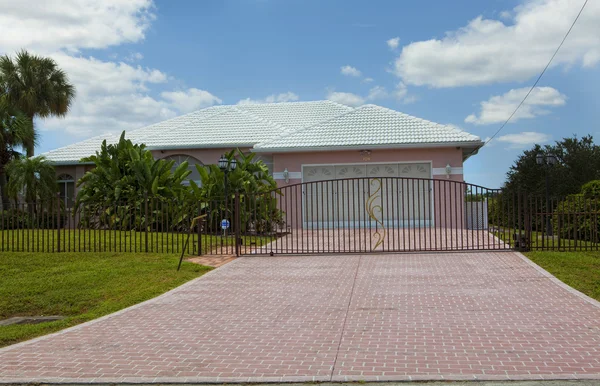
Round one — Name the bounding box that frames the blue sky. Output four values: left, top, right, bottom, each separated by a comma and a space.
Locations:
1, 0, 598, 188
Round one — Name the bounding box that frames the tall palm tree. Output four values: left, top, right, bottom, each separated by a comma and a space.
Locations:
6, 156, 56, 204
0, 50, 75, 157
0, 95, 35, 205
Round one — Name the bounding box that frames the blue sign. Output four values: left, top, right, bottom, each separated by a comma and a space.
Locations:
221, 219, 230, 230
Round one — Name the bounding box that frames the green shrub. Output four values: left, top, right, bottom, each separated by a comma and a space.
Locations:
553, 193, 600, 242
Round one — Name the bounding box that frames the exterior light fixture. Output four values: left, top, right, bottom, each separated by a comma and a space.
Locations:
230, 158, 237, 170
536, 153, 544, 165
283, 168, 290, 183
445, 164, 452, 179
360, 150, 372, 161
218, 155, 228, 171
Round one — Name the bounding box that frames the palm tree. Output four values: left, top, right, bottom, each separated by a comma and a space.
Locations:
0, 50, 75, 157
6, 156, 56, 204
0, 95, 35, 206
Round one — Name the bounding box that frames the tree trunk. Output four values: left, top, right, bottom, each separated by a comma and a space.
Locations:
26, 113, 35, 157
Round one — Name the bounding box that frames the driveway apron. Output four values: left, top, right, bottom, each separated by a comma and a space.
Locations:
0, 252, 599, 383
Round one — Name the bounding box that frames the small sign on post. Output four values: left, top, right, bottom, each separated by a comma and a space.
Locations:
221, 219, 230, 230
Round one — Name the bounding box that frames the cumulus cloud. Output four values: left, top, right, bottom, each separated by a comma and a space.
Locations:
367, 86, 388, 100
39, 54, 221, 136
362, 77, 374, 83
364, 82, 415, 103
386, 37, 400, 50
0, 0, 222, 140
393, 0, 600, 87
326, 91, 365, 107
237, 92, 299, 105
465, 86, 566, 125
496, 131, 552, 149
0, 0, 155, 53
161, 88, 222, 113
340, 65, 362, 77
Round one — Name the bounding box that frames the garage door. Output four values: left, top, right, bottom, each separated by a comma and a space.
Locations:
302, 163, 433, 228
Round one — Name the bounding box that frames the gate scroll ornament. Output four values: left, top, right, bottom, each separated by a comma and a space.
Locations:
365, 178, 385, 250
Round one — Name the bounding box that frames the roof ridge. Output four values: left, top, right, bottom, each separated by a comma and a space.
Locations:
254, 104, 364, 148
229, 106, 287, 130
235, 99, 350, 108
360, 104, 477, 136
127, 105, 229, 136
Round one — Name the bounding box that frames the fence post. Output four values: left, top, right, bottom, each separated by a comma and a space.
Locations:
524, 192, 531, 251
235, 192, 241, 257
197, 202, 202, 256
56, 192, 61, 252
144, 191, 149, 253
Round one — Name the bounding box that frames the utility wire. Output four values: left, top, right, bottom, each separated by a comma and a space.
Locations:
476, 0, 589, 151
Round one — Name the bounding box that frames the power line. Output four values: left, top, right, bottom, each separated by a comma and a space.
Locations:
478, 0, 589, 150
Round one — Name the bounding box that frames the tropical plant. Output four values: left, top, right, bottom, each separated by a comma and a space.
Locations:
6, 156, 57, 203
75, 132, 191, 230
0, 50, 75, 157
188, 149, 282, 233
0, 95, 35, 205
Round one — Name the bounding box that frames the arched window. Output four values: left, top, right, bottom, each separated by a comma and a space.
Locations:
163, 155, 204, 185
57, 174, 75, 207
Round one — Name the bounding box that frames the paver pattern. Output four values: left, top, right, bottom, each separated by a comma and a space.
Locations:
1, 252, 599, 383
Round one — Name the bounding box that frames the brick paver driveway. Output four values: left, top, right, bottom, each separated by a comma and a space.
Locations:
1, 252, 599, 383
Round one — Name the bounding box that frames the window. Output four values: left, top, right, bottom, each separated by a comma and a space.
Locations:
57, 174, 75, 208
163, 155, 204, 185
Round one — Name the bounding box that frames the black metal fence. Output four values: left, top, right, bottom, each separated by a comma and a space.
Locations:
1, 178, 598, 255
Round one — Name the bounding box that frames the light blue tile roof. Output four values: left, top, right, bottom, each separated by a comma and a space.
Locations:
40, 101, 481, 164
254, 104, 482, 151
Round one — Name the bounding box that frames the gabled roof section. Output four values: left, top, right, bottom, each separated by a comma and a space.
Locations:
254, 104, 482, 152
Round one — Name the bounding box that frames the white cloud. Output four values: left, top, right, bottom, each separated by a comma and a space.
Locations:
125, 52, 144, 62
39, 54, 222, 136
362, 77, 374, 83
364, 82, 415, 103
386, 37, 400, 50
0, 1, 223, 140
237, 92, 299, 105
340, 65, 362, 77
0, 0, 154, 53
465, 86, 566, 125
393, 0, 600, 87
496, 131, 552, 149
367, 86, 388, 100
326, 91, 365, 107
161, 88, 222, 113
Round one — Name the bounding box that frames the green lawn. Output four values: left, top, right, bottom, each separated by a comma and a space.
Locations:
0, 229, 271, 255
492, 227, 600, 251
524, 251, 600, 301
0, 252, 212, 347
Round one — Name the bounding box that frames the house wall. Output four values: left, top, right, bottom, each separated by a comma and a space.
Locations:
269, 147, 467, 229
150, 148, 252, 165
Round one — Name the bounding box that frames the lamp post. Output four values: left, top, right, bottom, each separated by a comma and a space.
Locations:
218, 155, 237, 237
536, 153, 557, 236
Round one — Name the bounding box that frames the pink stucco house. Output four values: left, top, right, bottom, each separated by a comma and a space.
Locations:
42, 100, 483, 227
